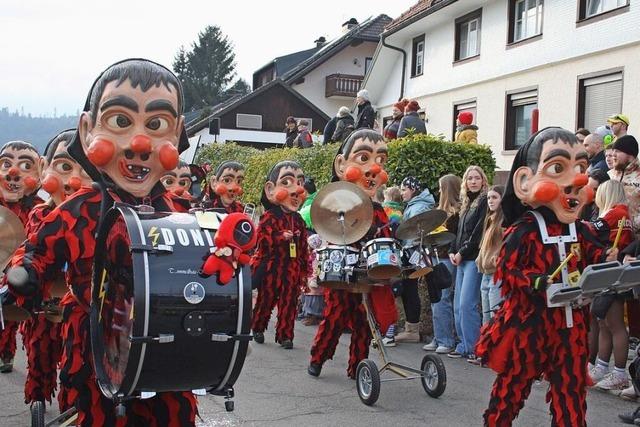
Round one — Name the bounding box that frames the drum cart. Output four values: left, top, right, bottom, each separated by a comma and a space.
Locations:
353, 283, 446, 406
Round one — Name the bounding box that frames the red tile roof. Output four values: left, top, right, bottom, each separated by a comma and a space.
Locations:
385, 0, 447, 32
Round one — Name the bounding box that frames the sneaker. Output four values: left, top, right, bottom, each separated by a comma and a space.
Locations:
422, 340, 438, 352
619, 406, 640, 424
621, 385, 639, 401
382, 336, 396, 347
280, 339, 293, 349
596, 372, 629, 391
435, 345, 454, 354
0, 359, 13, 374
589, 364, 608, 384
467, 355, 481, 365
447, 350, 464, 359
253, 332, 264, 344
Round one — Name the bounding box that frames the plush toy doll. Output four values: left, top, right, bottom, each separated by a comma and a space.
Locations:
454, 111, 478, 144
201, 212, 257, 284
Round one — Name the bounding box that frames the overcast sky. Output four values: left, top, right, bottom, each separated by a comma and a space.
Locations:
0, 0, 416, 117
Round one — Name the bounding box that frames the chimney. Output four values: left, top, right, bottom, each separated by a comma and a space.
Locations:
342, 18, 359, 33
313, 36, 327, 48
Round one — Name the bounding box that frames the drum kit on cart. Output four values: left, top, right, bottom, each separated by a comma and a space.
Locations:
310, 182, 450, 406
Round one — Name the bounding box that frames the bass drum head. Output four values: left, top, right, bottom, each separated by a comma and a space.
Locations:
91, 208, 139, 398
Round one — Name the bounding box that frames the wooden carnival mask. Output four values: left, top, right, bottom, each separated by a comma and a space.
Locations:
513, 130, 592, 224
334, 129, 388, 198
209, 161, 245, 207
263, 162, 306, 212
161, 163, 192, 197
0, 142, 42, 202
41, 131, 92, 206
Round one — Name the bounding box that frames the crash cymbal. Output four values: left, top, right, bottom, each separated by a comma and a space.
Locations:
0, 206, 26, 270
311, 182, 373, 245
396, 209, 447, 241
1, 304, 31, 322
423, 232, 456, 248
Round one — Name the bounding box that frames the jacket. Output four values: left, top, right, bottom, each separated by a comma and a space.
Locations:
332, 115, 355, 142
355, 101, 375, 130
587, 150, 608, 174
323, 117, 338, 144
397, 112, 426, 138
295, 129, 313, 148
402, 188, 435, 221
609, 159, 640, 232
285, 129, 298, 148
450, 192, 488, 261
455, 125, 479, 144
383, 117, 402, 140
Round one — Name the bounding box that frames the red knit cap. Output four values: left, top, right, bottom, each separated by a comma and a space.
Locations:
394, 98, 409, 112
405, 100, 420, 113
458, 111, 473, 125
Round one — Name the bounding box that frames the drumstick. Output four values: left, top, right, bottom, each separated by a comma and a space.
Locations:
612, 216, 626, 251
549, 253, 574, 282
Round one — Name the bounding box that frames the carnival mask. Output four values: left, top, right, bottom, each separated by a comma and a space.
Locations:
161, 164, 192, 197
210, 167, 245, 207
513, 138, 592, 224
264, 166, 306, 212
334, 135, 388, 198
0, 146, 41, 202
79, 79, 183, 198
41, 141, 92, 205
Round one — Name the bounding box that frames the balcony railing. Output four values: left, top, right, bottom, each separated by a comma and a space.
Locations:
325, 74, 364, 98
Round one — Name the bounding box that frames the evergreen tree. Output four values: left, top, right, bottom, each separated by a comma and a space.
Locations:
173, 25, 247, 111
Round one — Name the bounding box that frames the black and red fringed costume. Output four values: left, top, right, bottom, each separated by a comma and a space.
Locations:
0, 193, 43, 368
251, 206, 309, 343
206, 195, 244, 214
9, 184, 198, 426
310, 202, 392, 378
476, 208, 606, 426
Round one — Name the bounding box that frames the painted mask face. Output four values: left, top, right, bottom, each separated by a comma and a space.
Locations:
0, 147, 41, 202
42, 141, 92, 205
265, 166, 306, 212
161, 165, 192, 197
79, 79, 183, 198
334, 136, 389, 198
210, 167, 245, 207
513, 138, 591, 224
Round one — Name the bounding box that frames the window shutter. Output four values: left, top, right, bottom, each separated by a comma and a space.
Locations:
583, 74, 622, 132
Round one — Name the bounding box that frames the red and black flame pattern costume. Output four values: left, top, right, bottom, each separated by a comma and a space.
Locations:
476, 208, 606, 426
206, 195, 244, 214
251, 206, 309, 343
9, 185, 197, 426
310, 203, 391, 378
0, 194, 43, 367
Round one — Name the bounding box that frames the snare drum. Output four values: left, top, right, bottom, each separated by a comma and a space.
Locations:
91, 204, 251, 399
316, 245, 359, 288
361, 238, 402, 280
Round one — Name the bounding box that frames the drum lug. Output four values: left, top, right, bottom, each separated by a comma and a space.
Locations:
211, 333, 253, 342
129, 333, 175, 344
139, 391, 156, 399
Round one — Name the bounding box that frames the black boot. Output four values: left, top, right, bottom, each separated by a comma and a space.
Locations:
253, 332, 264, 344
307, 363, 322, 377
280, 339, 293, 349
620, 407, 640, 424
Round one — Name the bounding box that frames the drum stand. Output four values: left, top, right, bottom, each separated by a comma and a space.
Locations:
354, 281, 447, 406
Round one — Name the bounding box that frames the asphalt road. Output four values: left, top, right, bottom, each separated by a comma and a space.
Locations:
0, 320, 635, 426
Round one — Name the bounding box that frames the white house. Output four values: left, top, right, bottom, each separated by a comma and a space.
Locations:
364, 0, 640, 170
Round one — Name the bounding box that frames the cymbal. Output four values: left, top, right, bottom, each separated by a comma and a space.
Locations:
0, 206, 25, 270
311, 182, 373, 245
1, 304, 30, 322
396, 209, 447, 240
423, 232, 456, 248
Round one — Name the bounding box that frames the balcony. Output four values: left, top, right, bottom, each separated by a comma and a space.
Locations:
325, 74, 364, 98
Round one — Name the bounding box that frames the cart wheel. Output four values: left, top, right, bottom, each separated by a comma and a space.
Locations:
421, 354, 446, 398
356, 359, 380, 406
31, 401, 45, 427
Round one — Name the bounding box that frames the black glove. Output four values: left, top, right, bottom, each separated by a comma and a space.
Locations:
530, 274, 549, 292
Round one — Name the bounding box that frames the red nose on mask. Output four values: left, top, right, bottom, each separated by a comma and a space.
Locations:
573, 173, 588, 187
42, 175, 60, 194
8, 167, 19, 177
174, 187, 185, 196
370, 164, 382, 175
131, 135, 152, 154
231, 184, 242, 195
68, 176, 82, 191
87, 138, 115, 167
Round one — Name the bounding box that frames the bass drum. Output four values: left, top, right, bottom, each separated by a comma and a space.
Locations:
90, 204, 251, 399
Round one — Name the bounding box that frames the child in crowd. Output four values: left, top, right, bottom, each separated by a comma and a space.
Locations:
300, 234, 325, 326
589, 180, 634, 391
383, 186, 403, 234
476, 185, 505, 326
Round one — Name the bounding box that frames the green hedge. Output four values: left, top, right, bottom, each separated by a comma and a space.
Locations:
196, 135, 496, 205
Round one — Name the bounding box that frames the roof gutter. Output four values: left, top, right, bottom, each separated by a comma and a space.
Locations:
381, 35, 407, 101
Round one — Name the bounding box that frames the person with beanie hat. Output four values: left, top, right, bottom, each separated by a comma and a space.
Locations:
383, 99, 409, 140
608, 134, 640, 231
332, 106, 355, 143
355, 89, 375, 130
455, 111, 479, 144
397, 100, 426, 138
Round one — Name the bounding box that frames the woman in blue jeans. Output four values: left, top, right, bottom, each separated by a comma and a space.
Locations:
423, 174, 461, 354
448, 166, 488, 361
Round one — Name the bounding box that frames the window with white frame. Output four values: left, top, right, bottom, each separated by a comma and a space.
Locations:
455, 9, 482, 61
236, 113, 262, 130
578, 71, 623, 132
411, 35, 425, 77
510, 0, 543, 43
505, 90, 538, 150
584, 0, 628, 18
